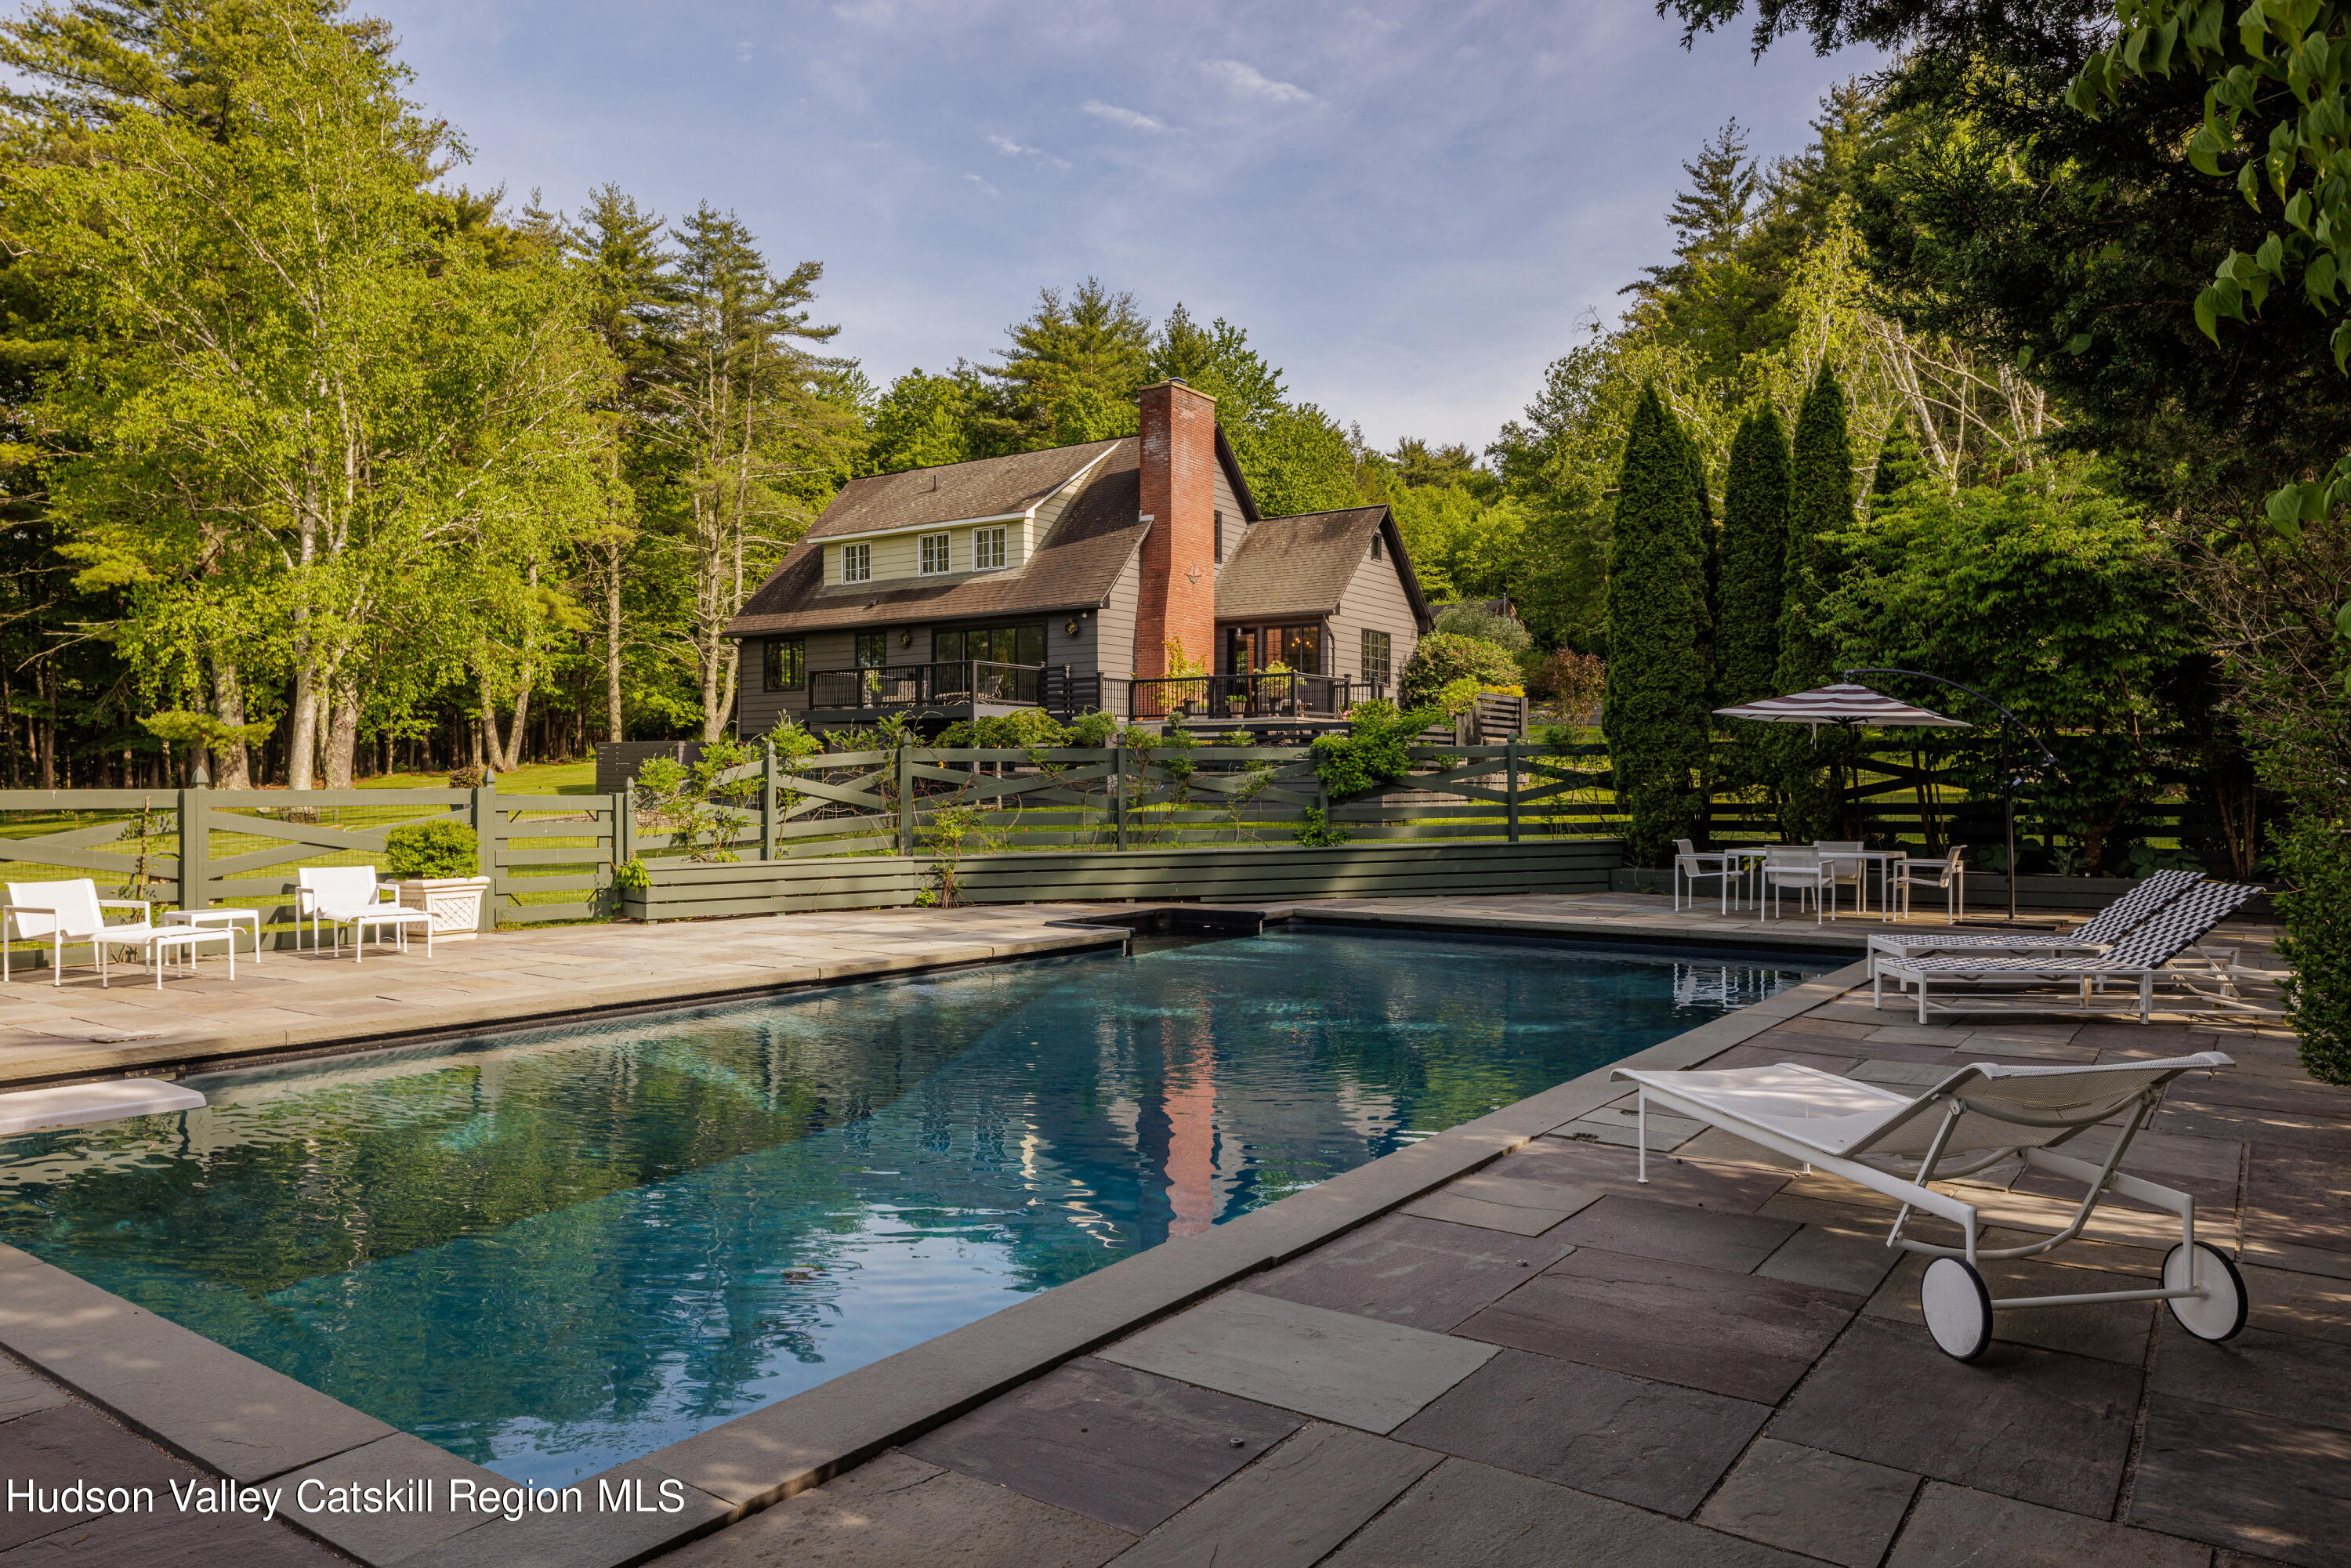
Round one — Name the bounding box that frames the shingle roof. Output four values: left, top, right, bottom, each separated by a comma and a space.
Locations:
1215, 506, 1433, 628
726, 440, 1150, 636
806, 440, 1124, 540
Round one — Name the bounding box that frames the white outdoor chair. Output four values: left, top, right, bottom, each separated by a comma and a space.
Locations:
1814, 839, 1868, 912
1614, 1051, 2247, 1361
2, 879, 158, 988
1891, 846, 1966, 925
1872, 878, 2265, 1024
296, 867, 433, 964
1867, 867, 2203, 976
1672, 838, 1739, 914
1759, 847, 1833, 923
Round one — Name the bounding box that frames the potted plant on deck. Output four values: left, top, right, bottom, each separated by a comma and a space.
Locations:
386, 818, 489, 939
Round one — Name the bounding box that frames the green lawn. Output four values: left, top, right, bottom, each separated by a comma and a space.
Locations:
359, 760, 599, 796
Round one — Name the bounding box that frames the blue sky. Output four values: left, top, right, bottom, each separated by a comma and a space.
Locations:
371, 1, 1878, 451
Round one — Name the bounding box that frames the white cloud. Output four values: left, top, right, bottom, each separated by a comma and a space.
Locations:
730, 39, 753, 63
1081, 100, 1171, 133
987, 132, 1070, 169
962, 173, 1000, 197
1200, 59, 1313, 104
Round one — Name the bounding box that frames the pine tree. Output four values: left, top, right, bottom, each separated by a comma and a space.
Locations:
1773, 362, 1857, 838
1870, 413, 1926, 514
1718, 408, 1791, 795
1604, 386, 1711, 866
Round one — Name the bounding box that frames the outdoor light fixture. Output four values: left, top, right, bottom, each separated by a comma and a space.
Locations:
898, 629, 912, 648
1065, 617, 1082, 636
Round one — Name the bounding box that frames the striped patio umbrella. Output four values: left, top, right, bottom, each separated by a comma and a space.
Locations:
1713, 683, 1969, 737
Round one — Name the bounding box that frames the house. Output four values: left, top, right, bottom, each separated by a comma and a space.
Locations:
726, 379, 1433, 736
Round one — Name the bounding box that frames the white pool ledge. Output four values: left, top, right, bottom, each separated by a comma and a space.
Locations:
0, 1079, 205, 1135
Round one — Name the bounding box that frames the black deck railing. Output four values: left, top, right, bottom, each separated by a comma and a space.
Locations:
1128, 672, 1367, 722
808, 660, 1074, 712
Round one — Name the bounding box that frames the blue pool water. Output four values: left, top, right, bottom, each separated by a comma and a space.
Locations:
0, 929, 1826, 1484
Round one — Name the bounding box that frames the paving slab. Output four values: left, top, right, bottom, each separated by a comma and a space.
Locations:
2128, 1392, 2351, 1568
1549, 1193, 1801, 1273
1389, 1347, 1770, 1518
657, 1450, 1131, 1568
1772, 1316, 2141, 1517
0, 1508, 346, 1565
1512, 1139, 1789, 1212
271, 1432, 502, 1566
1320, 1454, 1814, 1567
1755, 1222, 1905, 1297
902, 1357, 1299, 1536
1554, 1102, 1708, 1150
1455, 1248, 1857, 1403
1697, 1438, 1920, 1568
1396, 1175, 1603, 1235
1886, 1480, 2213, 1568
0, 1362, 68, 1425
0, 1403, 206, 1553
1096, 1291, 1494, 1436
1865, 1253, 2158, 1366
1674, 1126, 1810, 1171
2243, 1264, 2351, 1345
1107, 1421, 1442, 1568
2150, 1320, 2351, 1434
1244, 1214, 1576, 1332
418, 1459, 732, 1568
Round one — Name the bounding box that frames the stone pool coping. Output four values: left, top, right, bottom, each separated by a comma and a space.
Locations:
0, 921, 1873, 1567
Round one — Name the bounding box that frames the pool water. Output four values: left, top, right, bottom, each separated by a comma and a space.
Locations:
0, 929, 1827, 1485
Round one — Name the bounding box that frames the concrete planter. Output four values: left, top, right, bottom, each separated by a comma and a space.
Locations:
398, 875, 491, 938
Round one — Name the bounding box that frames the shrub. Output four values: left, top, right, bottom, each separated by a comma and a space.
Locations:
385, 818, 479, 878
447, 765, 488, 789
1063, 709, 1119, 747
1312, 699, 1444, 799
1400, 632, 1520, 708
2277, 817, 2351, 1085
1432, 603, 1532, 653
937, 709, 1068, 748
1526, 649, 1607, 715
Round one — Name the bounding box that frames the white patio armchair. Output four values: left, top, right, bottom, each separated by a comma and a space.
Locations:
1814, 839, 1869, 912
1759, 847, 1833, 923
1671, 838, 1740, 914
3, 878, 160, 987
1891, 846, 1966, 924
297, 867, 434, 964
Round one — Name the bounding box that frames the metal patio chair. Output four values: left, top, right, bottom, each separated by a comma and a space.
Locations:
1890, 845, 1967, 925
1613, 1052, 2247, 1361
297, 866, 434, 964
1672, 838, 1740, 914
3, 878, 160, 987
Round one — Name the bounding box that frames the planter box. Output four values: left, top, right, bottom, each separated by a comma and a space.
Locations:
398, 875, 491, 939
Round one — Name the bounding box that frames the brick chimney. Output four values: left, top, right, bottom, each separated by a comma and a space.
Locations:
1134, 378, 1219, 679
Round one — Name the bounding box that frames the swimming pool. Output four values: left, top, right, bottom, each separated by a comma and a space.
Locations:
0, 928, 1828, 1485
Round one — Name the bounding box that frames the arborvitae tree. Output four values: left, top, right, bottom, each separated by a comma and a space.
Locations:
1870, 414, 1926, 515
1773, 362, 1858, 839
1718, 407, 1791, 795
1604, 386, 1711, 865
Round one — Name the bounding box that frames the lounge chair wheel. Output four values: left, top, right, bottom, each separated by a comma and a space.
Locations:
2163, 1241, 2248, 1342
1921, 1257, 1994, 1361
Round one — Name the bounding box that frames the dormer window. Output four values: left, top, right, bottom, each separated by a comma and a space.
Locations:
1370, 531, 1384, 562
919, 532, 952, 575
841, 541, 871, 583
973, 525, 1007, 571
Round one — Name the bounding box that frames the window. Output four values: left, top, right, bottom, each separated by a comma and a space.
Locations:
762, 637, 806, 692
1369, 530, 1384, 562
919, 533, 952, 575
1361, 630, 1391, 686
1264, 625, 1321, 675
841, 541, 871, 583
1214, 509, 1226, 563
855, 631, 889, 668
1223, 625, 1252, 675
934, 621, 1046, 666
973, 525, 1007, 571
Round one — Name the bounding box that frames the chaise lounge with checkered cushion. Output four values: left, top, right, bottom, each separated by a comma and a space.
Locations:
1865, 866, 2206, 979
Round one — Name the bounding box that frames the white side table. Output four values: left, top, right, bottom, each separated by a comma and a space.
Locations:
163, 907, 264, 963
144, 925, 234, 989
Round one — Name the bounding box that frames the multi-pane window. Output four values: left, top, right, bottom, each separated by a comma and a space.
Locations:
1361, 630, 1392, 686
1264, 625, 1321, 674
841, 541, 871, 583
934, 622, 1046, 665
920, 533, 952, 574
855, 631, 889, 668
762, 637, 805, 692
973, 526, 1008, 571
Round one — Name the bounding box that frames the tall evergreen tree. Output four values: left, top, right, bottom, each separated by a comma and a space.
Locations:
1773, 361, 1858, 838
1718, 407, 1791, 794
1604, 386, 1712, 865
1869, 414, 1926, 514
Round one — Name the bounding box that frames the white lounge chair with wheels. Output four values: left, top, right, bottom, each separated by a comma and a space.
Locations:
296, 866, 434, 964
1672, 838, 1740, 914
1872, 878, 2263, 1024
1613, 1052, 2246, 1361
1760, 847, 1834, 923
1889, 846, 1966, 925
1867, 866, 2203, 977
3, 879, 160, 987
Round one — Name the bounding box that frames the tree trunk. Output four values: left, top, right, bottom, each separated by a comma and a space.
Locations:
38, 662, 56, 790
605, 540, 624, 743
324, 673, 360, 788
288, 661, 319, 790
212, 661, 253, 788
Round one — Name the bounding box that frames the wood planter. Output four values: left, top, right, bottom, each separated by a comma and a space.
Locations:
398, 875, 491, 939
